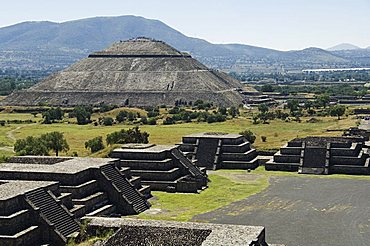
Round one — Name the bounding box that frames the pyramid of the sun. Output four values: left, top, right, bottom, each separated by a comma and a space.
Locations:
2, 38, 255, 107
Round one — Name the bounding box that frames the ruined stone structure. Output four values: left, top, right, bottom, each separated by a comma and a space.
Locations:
86, 217, 284, 246
0, 180, 80, 245
111, 144, 208, 193
0, 156, 153, 244
266, 136, 370, 175
2, 38, 256, 107
179, 133, 259, 170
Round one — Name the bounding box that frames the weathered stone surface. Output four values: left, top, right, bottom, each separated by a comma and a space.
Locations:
86, 217, 271, 246
180, 132, 259, 170
266, 136, 370, 175
112, 144, 208, 193
2, 38, 256, 107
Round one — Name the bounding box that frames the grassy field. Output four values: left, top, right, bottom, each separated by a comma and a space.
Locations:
0, 109, 358, 156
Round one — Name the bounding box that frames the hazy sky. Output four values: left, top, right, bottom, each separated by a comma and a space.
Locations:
1, 0, 369, 50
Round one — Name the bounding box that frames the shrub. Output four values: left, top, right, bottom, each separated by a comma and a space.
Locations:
140, 116, 148, 124
73, 106, 92, 125
163, 117, 175, 125
102, 117, 114, 126
14, 131, 69, 156
85, 136, 105, 153
106, 127, 149, 145
239, 130, 256, 144
147, 118, 157, 125
116, 111, 128, 123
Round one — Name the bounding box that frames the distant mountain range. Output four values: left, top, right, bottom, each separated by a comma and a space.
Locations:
327, 43, 363, 51
0, 15, 369, 73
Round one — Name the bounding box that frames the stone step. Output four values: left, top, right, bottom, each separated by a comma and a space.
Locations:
60, 180, 99, 199
72, 192, 107, 208
70, 205, 86, 218
129, 176, 142, 189
100, 165, 149, 214
139, 185, 151, 198
57, 192, 73, 209
25, 189, 80, 238
86, 204, 116, 217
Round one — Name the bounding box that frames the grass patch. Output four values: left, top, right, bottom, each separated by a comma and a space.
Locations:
134, 172, 269, 222
0, 112, 41, 122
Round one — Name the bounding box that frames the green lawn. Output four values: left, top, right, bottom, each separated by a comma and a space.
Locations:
134, 172, 269, 222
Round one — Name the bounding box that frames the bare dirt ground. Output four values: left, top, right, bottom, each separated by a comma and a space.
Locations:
194, 176, 370, 246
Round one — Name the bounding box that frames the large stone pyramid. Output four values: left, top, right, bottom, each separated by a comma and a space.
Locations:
2, 38, 254, 107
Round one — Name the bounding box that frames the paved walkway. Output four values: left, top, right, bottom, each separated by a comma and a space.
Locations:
194, 176, 370, 246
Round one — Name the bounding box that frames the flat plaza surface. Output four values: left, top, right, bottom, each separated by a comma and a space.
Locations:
194, 176, 370, 246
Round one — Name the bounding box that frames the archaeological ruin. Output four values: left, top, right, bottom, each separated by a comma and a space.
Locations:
111, 144, 208, 193
265, 136, 370, 175
0, 180, 80, 245
0, 156, 152, 245
86, 217, 283, 246
179, 132, 259, 170
1, 38, 256, 107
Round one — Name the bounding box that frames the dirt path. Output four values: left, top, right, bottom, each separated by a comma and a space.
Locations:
0, 146, 14, 153
6, 125, 23, 142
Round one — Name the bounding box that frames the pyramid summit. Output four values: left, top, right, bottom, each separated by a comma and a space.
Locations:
2, 38, 254, 107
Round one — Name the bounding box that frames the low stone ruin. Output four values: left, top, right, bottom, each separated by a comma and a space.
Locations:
179, 132, 259, 170
111, 144, 208, 193
265, 136, 370, 175
86, 217, 284, 246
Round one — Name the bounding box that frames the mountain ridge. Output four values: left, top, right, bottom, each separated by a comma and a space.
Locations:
327, 43, 362, 51
0, 15, 368, 72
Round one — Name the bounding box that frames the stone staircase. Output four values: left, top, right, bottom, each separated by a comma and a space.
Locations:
25, 189, 80, 239
60, 179, 116, 218
171, 148, 205, 178
100, 165, 150, 213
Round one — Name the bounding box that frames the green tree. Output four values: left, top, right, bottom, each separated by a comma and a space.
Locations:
239, 130, 256, 144
315, 94, 330, 108
287, 99, 299, 113
116, 111, 128, 123
42, 111, 52, 124
163, 117, 175, 125
140, 116, 148, 124
329, 105, 346, 120
41, 132, 69, 156
42, 107, 63, 124
106, 127, 149, 145
102, 117, 114, 126
14, 136, 49, 156
218, 107, 227, 115
73, 106, 92, 125
228, 106, 239, 118
258, 104, 269, 114
85, 136, 105, 153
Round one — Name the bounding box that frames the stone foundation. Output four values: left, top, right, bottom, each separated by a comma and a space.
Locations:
266, 136, 370, 175
111, 144, 208, 193
179, 132, 259, 170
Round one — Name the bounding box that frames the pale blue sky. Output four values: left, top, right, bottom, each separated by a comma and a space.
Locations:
1, 0, 369, 50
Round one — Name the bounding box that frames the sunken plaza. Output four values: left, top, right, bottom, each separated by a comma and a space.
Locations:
2, 38, 370, 245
